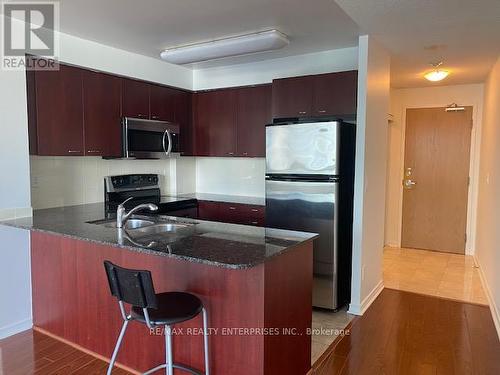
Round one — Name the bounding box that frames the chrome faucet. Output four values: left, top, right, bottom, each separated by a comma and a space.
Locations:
116, 197, 158, 228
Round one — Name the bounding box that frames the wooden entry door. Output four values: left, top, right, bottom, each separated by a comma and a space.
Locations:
401, 107, 472, 254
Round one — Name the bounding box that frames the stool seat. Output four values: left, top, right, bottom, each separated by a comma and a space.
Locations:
131, 292, 203, 326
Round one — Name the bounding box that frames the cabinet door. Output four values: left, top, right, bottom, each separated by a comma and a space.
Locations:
150, 84, 176, 121
236, 85, 271, 157
122, 78, 150, 119
197, 201, 221, 221
193, 89, 237, 157
172, 90, 193, 155
34, 63, 84, 156
313, 71, 358, 117
83, 71, 122, 157
272, 76, 313, 119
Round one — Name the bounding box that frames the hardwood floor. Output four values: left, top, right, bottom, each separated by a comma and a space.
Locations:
0, 329, 131, 375
3, 289, 499, 374
312, 289, 500, 375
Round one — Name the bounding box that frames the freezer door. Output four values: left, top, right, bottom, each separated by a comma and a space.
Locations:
266, 178, 339, 309
266, 121, 340, 176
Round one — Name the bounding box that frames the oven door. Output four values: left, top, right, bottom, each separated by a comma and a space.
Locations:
123, 117, 180, 159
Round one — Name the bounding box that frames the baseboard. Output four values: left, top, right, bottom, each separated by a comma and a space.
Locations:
474, 255, 500, 339
348, 280, 384, 316
0, 318, 33, 339
384, 242, 399, 248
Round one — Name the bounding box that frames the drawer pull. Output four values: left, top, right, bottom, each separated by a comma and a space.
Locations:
318, 110, 327, 114
251, 209, 259, 212
229, 206, 236, 210
87, 150, 101, 153
68, 150, 81, 153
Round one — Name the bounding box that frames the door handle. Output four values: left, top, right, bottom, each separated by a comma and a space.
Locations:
403, 179, 417, 189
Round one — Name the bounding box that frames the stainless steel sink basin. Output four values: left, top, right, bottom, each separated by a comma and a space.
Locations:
132, 223, 192, 235
89, 218, 156, 229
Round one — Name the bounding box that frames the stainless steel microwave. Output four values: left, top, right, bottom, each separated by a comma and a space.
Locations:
122, 117, 180, 159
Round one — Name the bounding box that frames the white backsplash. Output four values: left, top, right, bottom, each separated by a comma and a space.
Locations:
195, 157, 265, 197
30, 156, 264, 209
29, 156, 180, 209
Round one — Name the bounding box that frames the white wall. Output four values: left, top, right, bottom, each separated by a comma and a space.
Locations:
0, 15, 193, 338
193, 47, 358, 90
196, 158, 265, 197
475, 56, 500, 337
349, 35, 391, 315
0, 226, 32, 339
386, 84, 484, 253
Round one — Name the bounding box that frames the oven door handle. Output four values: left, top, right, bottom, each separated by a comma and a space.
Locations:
162, 129, 172, 156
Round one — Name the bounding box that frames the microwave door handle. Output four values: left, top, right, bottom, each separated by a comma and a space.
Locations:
161, 129, 170, 156
165, 129, 172, 156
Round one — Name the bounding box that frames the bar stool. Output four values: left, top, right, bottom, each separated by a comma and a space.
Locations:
103, 261, 210, 375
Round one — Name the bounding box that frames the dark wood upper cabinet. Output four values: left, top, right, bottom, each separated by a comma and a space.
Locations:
236, 85, 271, 157
174, 91, 193, 155
121, 78, 150, 119
82, 71, 122, 157
31, 63, 84, 156
272, 76, 313, 119
193, 89, 237, 157
313, 71, 358, 117
149, 84, 176, 121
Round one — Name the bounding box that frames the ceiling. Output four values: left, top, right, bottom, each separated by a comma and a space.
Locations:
38, 0, 359, 69
335, 0, 500, 88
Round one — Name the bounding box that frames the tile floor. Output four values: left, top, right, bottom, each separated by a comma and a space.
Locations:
311, 307, 354, 364
383, 247, 488, 305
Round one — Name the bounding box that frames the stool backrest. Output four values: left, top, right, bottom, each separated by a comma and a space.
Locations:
104, 261, 158, 309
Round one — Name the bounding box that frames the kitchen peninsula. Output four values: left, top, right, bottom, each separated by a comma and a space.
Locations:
1, 203, 317, 374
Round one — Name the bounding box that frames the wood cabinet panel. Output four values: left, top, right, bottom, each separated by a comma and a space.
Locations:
149, 84, 176, 121
236, 85, 271, 157
121, 78, 150, 119
31, 231, 312, 374
174, 91, 193, 156
193, 90, 237, 156
83, 70, 122, 157
312, 71, 357, 117
34, 63, 84, 156
272, 76, 313, 119
198, 201, 265, 226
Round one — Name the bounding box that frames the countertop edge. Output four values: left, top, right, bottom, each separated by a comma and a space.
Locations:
0, 222, 316, 270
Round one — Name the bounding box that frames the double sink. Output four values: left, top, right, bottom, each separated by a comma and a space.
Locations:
89, 217, 195, 237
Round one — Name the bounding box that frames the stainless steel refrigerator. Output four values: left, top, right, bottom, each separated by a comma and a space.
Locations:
265, 120, 355, 310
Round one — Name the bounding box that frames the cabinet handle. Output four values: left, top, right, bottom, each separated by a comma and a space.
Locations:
87, 150, 101, 153
229, 206, 236, 210
137, 114, 147, 118
298, 111, 307, 115
242, 152, 248, 156
251, 209, 259, 212
318, 110, 327, 114
227, 152, 234, 156
68, 150, 81, 153
250, 221, 259, 225
151, 115, 159, 120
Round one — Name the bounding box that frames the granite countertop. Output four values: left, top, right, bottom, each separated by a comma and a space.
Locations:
0, 203, 316, 269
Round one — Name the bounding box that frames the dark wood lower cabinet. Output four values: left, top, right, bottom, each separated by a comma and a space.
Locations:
198, 201, 265, 226
31, 231, 313, 375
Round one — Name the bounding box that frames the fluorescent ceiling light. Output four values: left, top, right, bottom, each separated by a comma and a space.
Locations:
160, 30, 289, 65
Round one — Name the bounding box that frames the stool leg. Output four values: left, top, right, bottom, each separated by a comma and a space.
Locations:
165, 325, 173, 375
107, 319, 129, 375
202, 308, 210, 375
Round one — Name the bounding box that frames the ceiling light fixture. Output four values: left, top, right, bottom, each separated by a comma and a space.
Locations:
160, 29, 289, 65
424, 61, 450, 82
